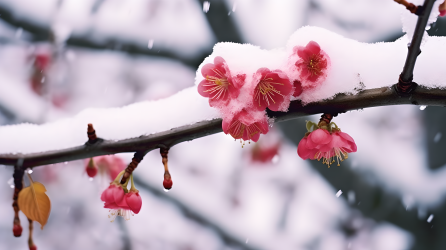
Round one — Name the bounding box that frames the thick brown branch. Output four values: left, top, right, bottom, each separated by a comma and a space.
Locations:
1, 86, 446, 168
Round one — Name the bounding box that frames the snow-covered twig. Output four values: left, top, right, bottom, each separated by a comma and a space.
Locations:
396, 0, 436, 94
1, 86, 446, 169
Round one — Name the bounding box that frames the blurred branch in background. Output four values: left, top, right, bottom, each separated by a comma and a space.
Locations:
279, 117, 444, 250
133, 176, 258, 250
0, 4, 209, 68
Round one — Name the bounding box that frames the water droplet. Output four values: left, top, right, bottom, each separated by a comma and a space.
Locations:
228, 11, 231, 16
434, 132, 442, 143
271, 155, 279, 164
245, 238, 249, 244
148, 39, 154, 49
203, 1, 210, 13
41, 77, 45, 83
163, 188, 170, 192
89, 177, 93, 181
336, 190, 343, 197
7, 178, 14, 188
419, 105, 427, 110
427, 214, 434, 223
27, 169, 33, 174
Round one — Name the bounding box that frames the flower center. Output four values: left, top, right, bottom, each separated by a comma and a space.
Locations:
204, 68, 230, 100
108, 209, 134, 222
254, 77, 284, 106
307, 54, 324, 77
228, 120, 261, 142
315, 147, 349, 168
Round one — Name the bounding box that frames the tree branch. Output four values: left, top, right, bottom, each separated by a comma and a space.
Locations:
1, 86, 446, 169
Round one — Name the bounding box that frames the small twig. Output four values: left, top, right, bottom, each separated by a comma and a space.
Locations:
120, 151, 147, 185
28, 219, 36, 250
394, 0, 436, 95
12, 159, 24, 237
393, 0, 419, 14
87, 123, 98, 144
160, 147, 173, 190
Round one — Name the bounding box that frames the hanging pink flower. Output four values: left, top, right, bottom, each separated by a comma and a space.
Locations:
297, 128, 332, 160
101, 184, 127, 208
293, 41, 330, 88
297, 119, 357, 167
222, 109, 269, 143
101, 171, 142, 221
198, 56, 245, 107
252, 68, 292, 111
321, 130, 357, 166
125, 191, 142, 214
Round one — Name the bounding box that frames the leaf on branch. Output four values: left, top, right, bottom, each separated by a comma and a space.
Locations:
18, 180, 51, 229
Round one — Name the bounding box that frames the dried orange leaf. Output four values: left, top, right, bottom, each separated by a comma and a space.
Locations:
18, 182, 51, 229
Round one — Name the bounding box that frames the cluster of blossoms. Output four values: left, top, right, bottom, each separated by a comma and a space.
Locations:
198, 41, 357, 166
198, 41, 330, 145
101, 171, 142, 221
297, 115, 357, 167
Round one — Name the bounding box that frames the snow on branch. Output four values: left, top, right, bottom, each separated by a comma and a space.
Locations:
1, 86, 446, 168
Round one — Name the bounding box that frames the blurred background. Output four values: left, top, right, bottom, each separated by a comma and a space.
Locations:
1, 0, 446, 249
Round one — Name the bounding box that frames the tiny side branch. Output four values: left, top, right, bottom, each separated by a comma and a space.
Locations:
1, 86, 446, 169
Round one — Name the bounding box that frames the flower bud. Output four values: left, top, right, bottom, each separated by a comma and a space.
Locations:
13, 224, 22, 237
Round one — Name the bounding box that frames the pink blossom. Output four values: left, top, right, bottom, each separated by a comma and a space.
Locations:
101, 184, 127, 208
297, 129, 332, 160
320, 130, 357, 166
251, 142, 280, 163
125, 191, 142, 214
252, 68, 292, 111
293, 41, 330, 89
297, 127, 357, 167
222, 109, 269, 142
96, 155, 127, 180
101, 172, 142, 221
198, 56, 245, 107
86, 155, 126, 180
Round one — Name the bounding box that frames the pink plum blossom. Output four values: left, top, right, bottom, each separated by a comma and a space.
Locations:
222, 109, 269, 143
252, 68, 292, 111
293, 41, 330, 89
198, 56, 245, 107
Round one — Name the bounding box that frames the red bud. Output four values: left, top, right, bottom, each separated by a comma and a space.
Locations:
13, 224, 22, 237
163, 179, 173, 190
